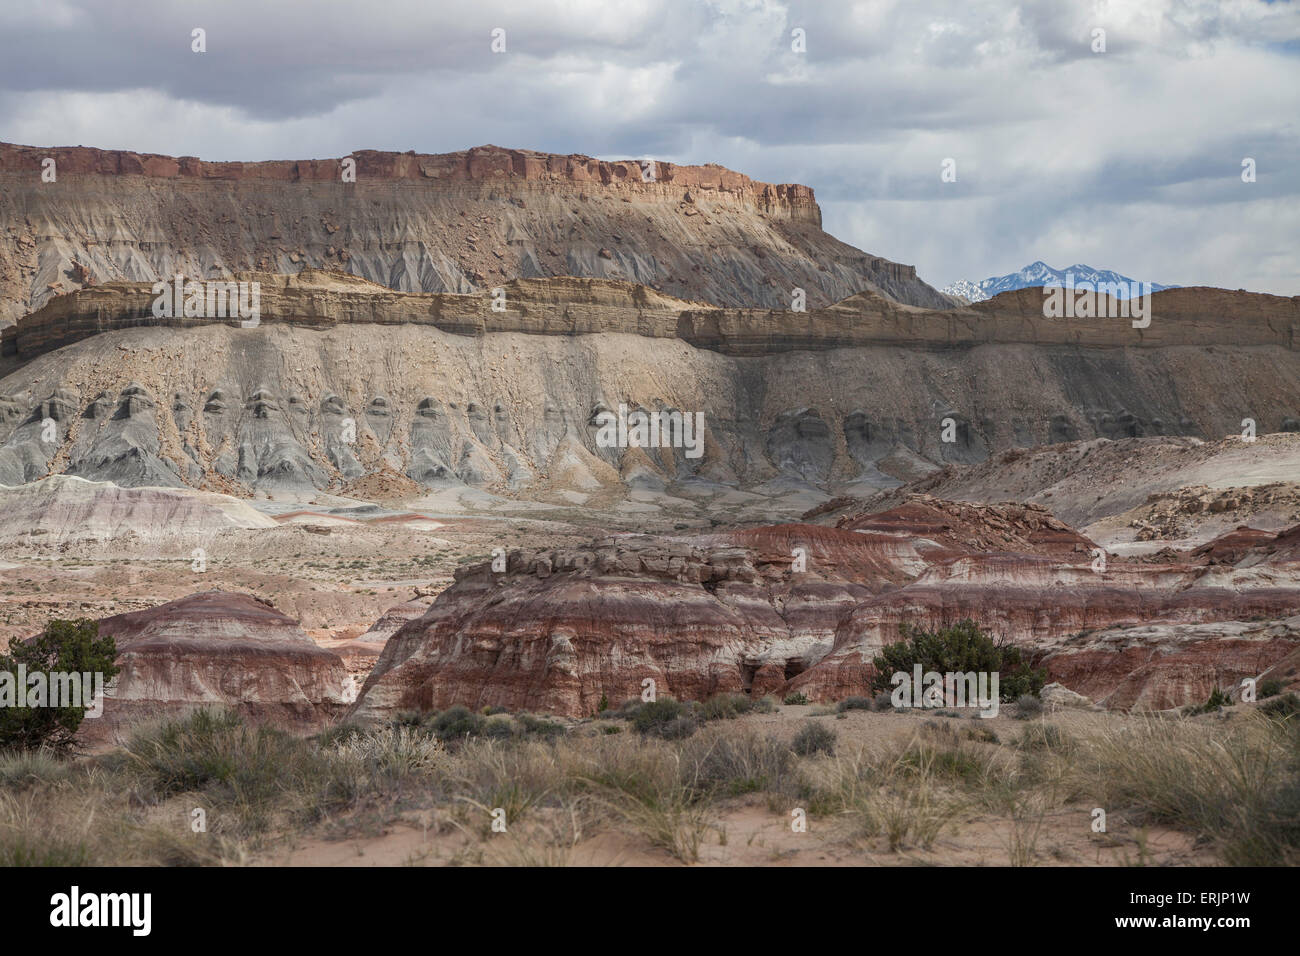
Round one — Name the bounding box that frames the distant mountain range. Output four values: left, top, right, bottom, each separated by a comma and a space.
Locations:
942, 262, 1179, 303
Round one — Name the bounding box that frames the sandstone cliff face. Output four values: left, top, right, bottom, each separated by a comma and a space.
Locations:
349, 524, 903, 721
1037, 616, 1300, 711
348, 501, 1300, 719
83, 590, 351, 744
0, 142, 952, 325
1, 273, 1297, 497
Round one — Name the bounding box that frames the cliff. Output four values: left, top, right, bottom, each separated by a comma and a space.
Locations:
0, 142, 953, 324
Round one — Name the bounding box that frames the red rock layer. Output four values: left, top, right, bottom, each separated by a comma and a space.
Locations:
1039, 617, 1300, 710
349, 528, 916, 721
347, 507, 1300, 719
0, 142, 817, 212
81, 590, 351, 744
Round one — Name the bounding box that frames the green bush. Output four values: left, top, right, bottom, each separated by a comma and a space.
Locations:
783, 692, 810, 706
623, 698, 697, 739
516, 714, 566, 739
430, 705, 486, 740
791, 722, 836, 757
0, 619, 121, 753
1257, 679, 1284, 700
869, 620, 1046, 702
1187, 688, 1235, 716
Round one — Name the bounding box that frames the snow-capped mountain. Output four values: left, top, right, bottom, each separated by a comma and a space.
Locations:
942, 262, 1179, 303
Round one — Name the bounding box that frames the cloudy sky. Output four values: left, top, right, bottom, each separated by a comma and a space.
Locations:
1, 0, 1296, 293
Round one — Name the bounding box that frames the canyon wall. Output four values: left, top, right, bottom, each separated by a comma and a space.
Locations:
0, 142, 953, 325
1, 275, 1298, 495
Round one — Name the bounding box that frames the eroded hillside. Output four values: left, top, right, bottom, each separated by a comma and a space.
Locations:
1, 271, 1296, 502
0, 142, 954, 325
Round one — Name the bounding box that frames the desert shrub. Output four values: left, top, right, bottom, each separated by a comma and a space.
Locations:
836, 696, 873, 713
576, 735, 713, 862
682, 730, 792, 798
1015, 694, 1044, 719
482, 717, 516, 740
1187, 688, 1235, 716
697, 693, 770, 721
445, 739, 564, 834
791, 722, 836, 757
122, 709, 364, 832
0, 747, 72, 789
430, 705, 486, 741
314, 723, 368, 747
326, 725, 443, 778
608, 698, 645, 720
0, 619, 121, 753
1077, 717, 1300, 865
964, 724, 1000, 745
1258, 679, 1284, 700
904, 743, 989, 784
517, 714, 566, 739
783, 692, 810, 706
1260, 693, 1300, 721
869, 619, 1046, 701
873, 691, 895, 711
1017, 722, 1076, 756
655, 717, 699, 740
630, 698, 693, 738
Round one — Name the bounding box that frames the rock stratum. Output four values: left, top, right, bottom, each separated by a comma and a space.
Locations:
349, 496, 1300, 719
0, 141, 953, 326
77, 590, 353, 745
0, 270, 1297, 498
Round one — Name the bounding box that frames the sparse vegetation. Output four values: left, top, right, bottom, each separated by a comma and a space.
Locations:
0, 618, 121, 753
3, 691, 1296, 866
869, 620, 1047, 701
791, 722, 836, 756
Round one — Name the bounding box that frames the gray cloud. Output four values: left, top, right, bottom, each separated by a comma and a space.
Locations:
1, 0, 1295, 292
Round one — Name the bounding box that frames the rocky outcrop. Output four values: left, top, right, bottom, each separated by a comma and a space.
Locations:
0, 142, 952, 325
349, 524, 906, 721
678, 286, 1300, 356
83, 590, 352, 744
8, 272, 1297, 366
349, 501, 1300, 718
0, 474, 275, 553
2, 273, 1298, 499
834, 495, 1098, 557
324, 596, 436, 685
1038, 616, 1300, 711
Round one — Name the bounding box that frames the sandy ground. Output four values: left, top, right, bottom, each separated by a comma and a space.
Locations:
255, 707, 1219, 868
